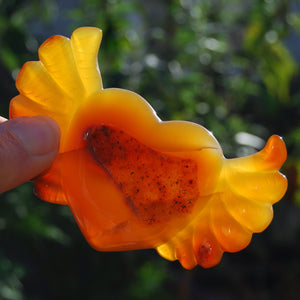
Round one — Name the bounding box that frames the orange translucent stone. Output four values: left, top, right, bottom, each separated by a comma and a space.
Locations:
9, 27, 287, 269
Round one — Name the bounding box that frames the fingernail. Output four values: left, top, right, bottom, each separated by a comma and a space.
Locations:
10, 116, 60, 156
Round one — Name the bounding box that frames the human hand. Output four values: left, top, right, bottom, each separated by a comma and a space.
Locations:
0, 116, 60, 193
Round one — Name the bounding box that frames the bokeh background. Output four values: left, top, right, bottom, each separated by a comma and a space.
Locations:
1, 0, 300, 299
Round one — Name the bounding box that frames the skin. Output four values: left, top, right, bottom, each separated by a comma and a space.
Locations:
0, 115, 60, 193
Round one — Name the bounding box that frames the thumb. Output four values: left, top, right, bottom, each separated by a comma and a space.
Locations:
0, 116, 60, 193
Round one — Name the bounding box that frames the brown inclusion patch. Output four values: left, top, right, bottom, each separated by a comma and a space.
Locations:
87, 126, 199, 225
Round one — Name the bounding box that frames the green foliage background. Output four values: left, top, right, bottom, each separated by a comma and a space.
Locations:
0, 0, 300, 299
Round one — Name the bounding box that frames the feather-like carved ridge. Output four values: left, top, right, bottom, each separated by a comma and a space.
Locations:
157, 135, 287, 268
11, 27, 103, 148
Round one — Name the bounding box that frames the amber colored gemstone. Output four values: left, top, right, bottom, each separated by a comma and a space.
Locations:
9, 27, 287, 269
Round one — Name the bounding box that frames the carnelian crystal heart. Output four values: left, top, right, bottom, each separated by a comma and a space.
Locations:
9, 27, 287, 269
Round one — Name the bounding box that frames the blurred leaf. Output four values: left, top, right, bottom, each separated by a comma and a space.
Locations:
260, 41, 297, 102
128, 261, 169, 300
0, 253, 24, 300
288, 12, 300, 34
